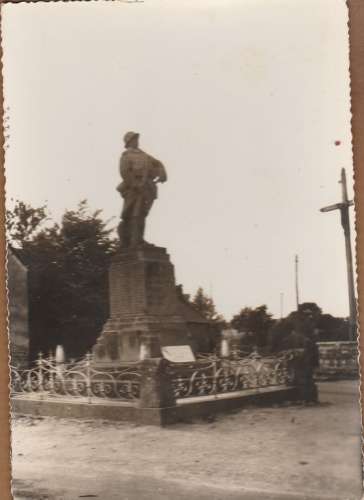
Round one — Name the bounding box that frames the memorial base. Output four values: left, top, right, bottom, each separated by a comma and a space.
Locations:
92, 245, 191, 365
11, 386, 299, 426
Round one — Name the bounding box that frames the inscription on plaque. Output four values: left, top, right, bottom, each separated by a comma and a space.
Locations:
162, 345, 196, 363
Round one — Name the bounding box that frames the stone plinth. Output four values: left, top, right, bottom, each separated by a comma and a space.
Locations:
92, 246, 190, 365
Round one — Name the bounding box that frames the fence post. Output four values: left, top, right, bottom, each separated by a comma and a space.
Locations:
85, 352, 92, 404
48, 352, 55, 396
221, 338, 230, 358
37, 352, 44, 400
212, 359, 218, 398
138, 357, 176, 425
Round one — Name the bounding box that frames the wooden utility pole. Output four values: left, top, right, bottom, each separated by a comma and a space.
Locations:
320, 168, 356, 340
295, 255, 300, 310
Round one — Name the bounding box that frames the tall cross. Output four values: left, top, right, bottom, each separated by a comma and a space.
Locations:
320, 168, 356, 340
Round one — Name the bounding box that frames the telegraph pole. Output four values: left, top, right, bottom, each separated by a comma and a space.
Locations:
320, 168, 356, 340
295, 255, 300, 310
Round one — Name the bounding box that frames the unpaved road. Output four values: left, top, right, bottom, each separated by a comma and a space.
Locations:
11, 381, 363, 500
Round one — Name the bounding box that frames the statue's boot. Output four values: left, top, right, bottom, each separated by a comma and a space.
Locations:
129, 216, 143, 248
129, 216, 154, 248
118, 220, 130, 249
138, 217, 154, 247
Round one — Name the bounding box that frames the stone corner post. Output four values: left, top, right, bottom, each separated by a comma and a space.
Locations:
138, 357, 176, 410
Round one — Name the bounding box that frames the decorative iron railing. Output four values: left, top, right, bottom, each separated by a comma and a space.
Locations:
317, 341, 359, 378
10, 350, 302, 405
10, 353, 141, 403
168, 351, 295, 400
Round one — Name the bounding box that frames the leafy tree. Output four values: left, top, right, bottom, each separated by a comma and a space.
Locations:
6, 200, 49, 247
231, 305, 274, 347
267, 302, 322, 351
6, 200, 118, 360
267, 302, 350, 351
296, 302, 322, 317
266, 317, 292, 352
318, 314, 349, 341
191, 287, 225, 325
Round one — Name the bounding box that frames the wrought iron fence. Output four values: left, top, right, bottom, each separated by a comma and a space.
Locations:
10, 353, 141, 403
317, 341, 358, 378
10, 349, 302, 405
168, 351, 296, 400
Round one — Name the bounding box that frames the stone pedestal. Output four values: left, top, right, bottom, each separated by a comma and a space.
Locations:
92, 246, 190, 365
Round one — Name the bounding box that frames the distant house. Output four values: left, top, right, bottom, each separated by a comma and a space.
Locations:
176, 285, 221, 354
7, 246, 29, 368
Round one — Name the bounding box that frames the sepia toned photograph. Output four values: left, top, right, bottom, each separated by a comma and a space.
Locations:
2, 1, 362, 499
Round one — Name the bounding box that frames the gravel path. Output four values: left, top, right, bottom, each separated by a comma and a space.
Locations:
11, 381, 363, 500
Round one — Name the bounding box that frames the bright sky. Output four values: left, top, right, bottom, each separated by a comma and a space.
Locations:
2, 0, 355, 321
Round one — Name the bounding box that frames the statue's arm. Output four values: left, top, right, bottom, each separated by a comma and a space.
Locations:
146, 154, 167, 183
138, 149, 167, 183
153, 159, 167, 183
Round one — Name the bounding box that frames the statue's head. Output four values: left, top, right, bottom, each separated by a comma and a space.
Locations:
124, 131, 139, 149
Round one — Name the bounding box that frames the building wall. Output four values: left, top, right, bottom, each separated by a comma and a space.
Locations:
7, 251, 29, 368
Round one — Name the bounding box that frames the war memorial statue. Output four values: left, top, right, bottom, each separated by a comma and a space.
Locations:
117, 131, 167, 248
92, 132, 192, 364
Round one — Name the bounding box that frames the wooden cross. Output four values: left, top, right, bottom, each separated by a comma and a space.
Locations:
320, 168, 356, 340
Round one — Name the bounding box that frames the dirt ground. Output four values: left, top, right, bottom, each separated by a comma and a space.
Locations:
10, 381, 363, 500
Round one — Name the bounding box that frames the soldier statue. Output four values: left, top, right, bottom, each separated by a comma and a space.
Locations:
117, 131, 167, 248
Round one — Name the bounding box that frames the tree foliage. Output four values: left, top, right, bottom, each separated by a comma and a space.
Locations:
7, 200, 118, 360
231, 305, 274, 347
317, 314, 349, 342
191, 287, 225, 325
267, 302, 350, 351
6, 201, 49, 245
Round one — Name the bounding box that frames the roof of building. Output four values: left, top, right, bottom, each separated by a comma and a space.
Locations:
177, 298, 211, 324
175, 285, 210, 324
8, 245, 28, 270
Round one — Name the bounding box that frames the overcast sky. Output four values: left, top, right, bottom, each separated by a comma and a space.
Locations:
2, 0, 355, 320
